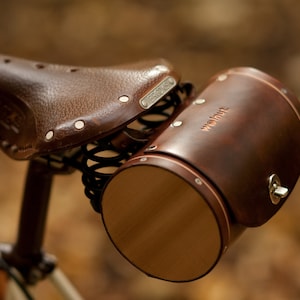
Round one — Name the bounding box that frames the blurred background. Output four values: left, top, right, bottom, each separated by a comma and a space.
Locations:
0, 0, 299, 299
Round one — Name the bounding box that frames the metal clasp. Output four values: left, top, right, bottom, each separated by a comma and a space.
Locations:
268, 174, 289, 205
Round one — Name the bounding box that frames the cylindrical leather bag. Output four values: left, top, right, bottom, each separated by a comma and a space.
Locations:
101, 67, 300, 282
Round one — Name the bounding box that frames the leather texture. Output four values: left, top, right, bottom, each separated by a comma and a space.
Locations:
0, 55, 180, 160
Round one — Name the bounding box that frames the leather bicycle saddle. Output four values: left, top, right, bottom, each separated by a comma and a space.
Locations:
0, 55, 180, 160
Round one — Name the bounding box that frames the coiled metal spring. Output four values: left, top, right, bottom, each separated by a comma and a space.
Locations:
81, 87, 190, 213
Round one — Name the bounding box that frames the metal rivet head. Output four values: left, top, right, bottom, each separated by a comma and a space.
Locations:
281, 88, 288, 94
45, 130, 54, 141
154, 65, 169, 72
171, 120, 183, 127
1, 140, 10, 148
217, 74, 228, 82
74, 120, 85, 130
139, 157, 148, 162
195, 178, 202, 185
193, 98, 206, 105
119, 95, 129, 103
10, 145, 18, 152
167, 77, 176, 85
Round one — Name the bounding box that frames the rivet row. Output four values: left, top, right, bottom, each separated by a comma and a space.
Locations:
45, 119, 85, 141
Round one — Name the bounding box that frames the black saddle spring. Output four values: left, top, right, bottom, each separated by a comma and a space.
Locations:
81, 87, 189, 213
81, 137, 130, 213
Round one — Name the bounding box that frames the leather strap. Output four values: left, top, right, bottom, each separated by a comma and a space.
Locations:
0, 55, 180, 159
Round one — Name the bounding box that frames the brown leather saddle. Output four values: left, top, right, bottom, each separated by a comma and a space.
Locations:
0, 55, 180, 160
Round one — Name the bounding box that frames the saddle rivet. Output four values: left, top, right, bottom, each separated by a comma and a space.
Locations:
45, 130, 54, 141
10, 145, 18, 152
217, 74, 228, 82
74, 120, 85, 130
1, 140, 10, 148
119, 95, 129, 103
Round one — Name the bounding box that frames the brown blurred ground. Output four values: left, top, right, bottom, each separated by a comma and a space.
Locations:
0, 0, 299, 299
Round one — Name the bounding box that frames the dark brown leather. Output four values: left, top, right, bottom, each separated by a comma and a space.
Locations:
146, 67, 299, 226
0, 55, 180, 160
103, 67, 300, 228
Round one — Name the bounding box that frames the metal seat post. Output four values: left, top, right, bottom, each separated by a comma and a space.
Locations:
2, 159, 56, 284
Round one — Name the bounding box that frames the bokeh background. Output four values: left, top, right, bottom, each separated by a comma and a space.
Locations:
0, 0, 299, 299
